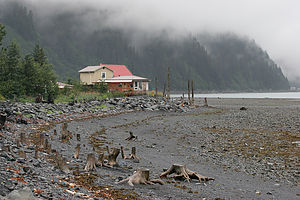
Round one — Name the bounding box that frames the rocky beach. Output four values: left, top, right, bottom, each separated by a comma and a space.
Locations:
0, 97, 300, 199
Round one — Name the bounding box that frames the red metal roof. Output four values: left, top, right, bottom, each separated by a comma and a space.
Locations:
101, 64, 133, 77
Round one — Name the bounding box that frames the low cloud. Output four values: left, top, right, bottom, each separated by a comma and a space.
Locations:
18, 0, 300, 80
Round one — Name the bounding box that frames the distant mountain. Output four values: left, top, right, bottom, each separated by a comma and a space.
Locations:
0, 1, 290, 91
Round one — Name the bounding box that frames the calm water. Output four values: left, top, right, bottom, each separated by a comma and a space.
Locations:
170, 92, 300, 99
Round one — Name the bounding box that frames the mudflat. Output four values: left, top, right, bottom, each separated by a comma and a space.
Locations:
56, 98, 300, 199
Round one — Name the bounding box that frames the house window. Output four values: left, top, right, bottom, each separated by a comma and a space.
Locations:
101, 72, 106, 79
119, 83, 122, 87
134, 82, 138, 88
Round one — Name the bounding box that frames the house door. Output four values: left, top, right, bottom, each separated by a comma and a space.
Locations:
134, 81, 138, 90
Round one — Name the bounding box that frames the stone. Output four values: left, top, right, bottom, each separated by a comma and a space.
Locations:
3, 187, 36, 200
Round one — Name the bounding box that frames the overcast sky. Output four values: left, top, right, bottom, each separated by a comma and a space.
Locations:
25, 0, 300, 80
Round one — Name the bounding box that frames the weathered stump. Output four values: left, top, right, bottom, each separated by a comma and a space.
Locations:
107, 148, 120, 167
20, 132, 26, 145
97, 153, 104, 167
76, 134, 81, 141
160, 164, 214, 182
84, 153, 97, 171
0, 113, 6, 129
121, 146, 139, 161
18, 149, 26, 159
125, 131, 137, 141
34, 146, 39, 159
39, 133, 45, 148
61, 123, 72, 142
74, 144, 80, 159
55, 153, 71, 174
117, 168, 164, 186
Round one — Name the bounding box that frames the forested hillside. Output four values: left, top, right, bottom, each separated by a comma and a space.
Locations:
0, 1, 290, 91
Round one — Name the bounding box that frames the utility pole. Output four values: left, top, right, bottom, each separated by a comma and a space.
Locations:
155, 77, 158, 97
188, 80, 190, 104
192, 80, 194, 105
167, 67, 170, 102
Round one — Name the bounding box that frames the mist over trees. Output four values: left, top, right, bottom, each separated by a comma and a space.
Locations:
0, 1, 289, 91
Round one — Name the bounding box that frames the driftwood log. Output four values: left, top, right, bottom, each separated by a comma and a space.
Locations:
160, 164, 214, 182
121, 146, 139, 161
117, 169, 164, 186
74, 144, 80, 159
125, 131, 137, 141
84, 153, 97, 171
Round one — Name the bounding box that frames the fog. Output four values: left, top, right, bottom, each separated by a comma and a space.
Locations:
20, 0, 300, 80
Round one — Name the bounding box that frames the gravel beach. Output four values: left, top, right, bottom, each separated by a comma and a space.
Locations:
1, 97, 300, 199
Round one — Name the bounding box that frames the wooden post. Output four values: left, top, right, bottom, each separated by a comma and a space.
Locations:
167, 67, 170, 102
192, 80, 194, 105
188, 80, 190, 104
155, 77, 158, 97
163, 83, 166, 98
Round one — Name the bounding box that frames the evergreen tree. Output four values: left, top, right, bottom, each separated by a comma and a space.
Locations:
0, 24, 5, 46
32, 43, 58, 101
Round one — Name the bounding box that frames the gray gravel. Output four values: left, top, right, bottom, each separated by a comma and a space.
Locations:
1, 97, 300, 199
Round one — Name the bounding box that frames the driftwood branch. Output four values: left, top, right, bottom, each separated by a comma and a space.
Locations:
160, 164, 214, 182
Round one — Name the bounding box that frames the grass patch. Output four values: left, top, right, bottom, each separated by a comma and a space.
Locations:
55, 91, 126, 103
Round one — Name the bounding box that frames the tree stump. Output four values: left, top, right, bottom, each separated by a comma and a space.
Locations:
20, 132, 26, 145
0, 113, 6, 130
39, 133, 45, 148
18, 149, 26, 159
61, 123, 72, 142
160, 164, 214, 182
125, 131, 137, 141
117, 168, 164, 186
34, 146, 39, 159
107, 148, 120, 167
55, 153, 71, 174
106, 145, 110, 154
97, 153, 104, 167
74, 144, 80, 159
84, 153, 97, 171
121, 146, 139, 161
76, 134, 81, 141
44, 138, 49, 150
